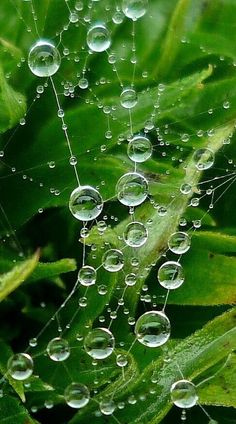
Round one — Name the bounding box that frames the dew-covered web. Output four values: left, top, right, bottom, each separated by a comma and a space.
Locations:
0, 0, 235, 423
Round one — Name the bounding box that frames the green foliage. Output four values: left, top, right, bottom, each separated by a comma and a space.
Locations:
0, 0, 235, 423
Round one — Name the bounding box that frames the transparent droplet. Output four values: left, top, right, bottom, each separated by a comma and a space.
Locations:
127, 135, 152, 162
125, 273, 137, 286
158, 261, 184, 289
78, 77, 88, 89
84, 328, 115, 359
193, 148, 215, 170
135, 311, 171, 347
120, 87, 137, 109
170, 380, 198, 408
47, 337, 70, 361
116, 172, 148, 206
124, 221, 148, 247
116, 354, 128, 367
180, 183, 192, 195
69, 155, 77, 165
8, 353, 33, 380
87, 25, 111, 52
64, 383, 90, 408
28, 40, 61, 77
99, 398, 116, 415
168, 232, 190, 254
78, 266, 96, 286
122, 0, 148, 20
102, 249, 124, 272
69, 186, 103, 221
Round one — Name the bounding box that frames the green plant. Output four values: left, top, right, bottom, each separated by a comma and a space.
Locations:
0, 1, 235, 423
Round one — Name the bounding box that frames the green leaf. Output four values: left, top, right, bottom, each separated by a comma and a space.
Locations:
0, 65, 26, 133
166, 231, 236, 306
99, 308, 236, 424
27, 258, 77, 283
198, 352, 236, 407
0, 395, 35, 424
0, 340, 25, 402
0, 251, 39, 301
154, 0, 190, 78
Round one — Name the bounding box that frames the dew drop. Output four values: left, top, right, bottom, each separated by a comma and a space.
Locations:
168, 232, 190, 254
78, 266, 96, 286
127, 134, 152, 162
193, 148, 215, 170
120, 87, 138, 109
69, 186, 103, 221
102, 249, 124, 272
124, 221, 148, 247
84, 328, 115, 359
116, 172, 148, 206
8, 353, 33, 380
99, 398, 116, 415
122, 0, 148, 20
87, 25, 111, 52
28, 40, 61, 77
158, 261, 184, 289
135, 311, 171, 347
170, 380, 198, 408
47, 337, 70, 361
116, 354, 128, 367
64, 383, 90, 408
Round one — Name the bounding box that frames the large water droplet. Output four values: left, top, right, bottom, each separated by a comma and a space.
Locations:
28, 40, 61, 77
193, 148, 215, 170
8, 353, 33, 380
170, 380, 198, 408
102, 249, 124, 272
116, 172, 148, 206
64, 383, 90, 408
135, 311, 171, 347
78, 266, 96, 286
87, 25, 111, 52
84, 328, 115, 359
127, 134, 152, 162
168, 232, 190, 254
158, 261, 184, 289
122, 0, 148, 20
69, 186, 103, 221
124, 221, 148, 247
120, 87, 138, 109
99, 398, 116, 415
47, 337, 70, 361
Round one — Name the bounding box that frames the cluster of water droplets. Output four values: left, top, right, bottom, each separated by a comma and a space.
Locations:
2, 0, 232, 422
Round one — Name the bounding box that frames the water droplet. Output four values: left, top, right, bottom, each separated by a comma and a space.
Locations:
127, 135, 152, 162
116, 172, 148, 206
102, 249, 124, 272
64, 383, 90, 408
120, 87, 138, 108
180, 183, 192, 195
69, 11, 79, 23
116, 354, 128, 367
124, 221, 148, 247
168, 232, 190, 254
99, 398, 116, 415
84, 328, 115, 359
193, 148, 215, 170
8, 353, 33, 380
87, 25, 111, 52
122, 0, 148, 20
125, 273, 137, 286
28, 40, 61, 77
78, 266, 96, 286
135, 311, 171, 347
78, 77, 89, 89
69, 186, 103, 221
47, 337, 70, 361
170, 380, 198, 408
158, 261, 184, 289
